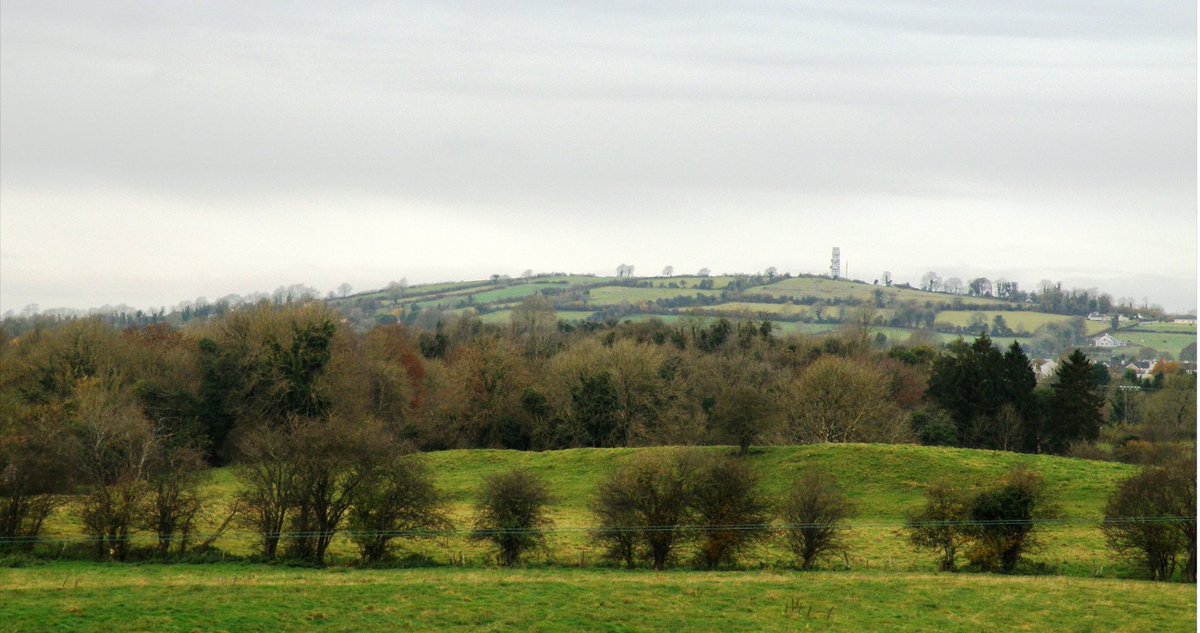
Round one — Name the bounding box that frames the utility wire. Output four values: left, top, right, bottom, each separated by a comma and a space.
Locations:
2, 516, 1193, 545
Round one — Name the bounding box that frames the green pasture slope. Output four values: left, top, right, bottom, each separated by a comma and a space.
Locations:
1133, 322, 1197, 334
583, 286, 723, 305
935, 310, 1109, 336
10, 445, 1194, 632
1, 564, 1192, 632
36, 445, 1141, 577
475, 309, 596, 324
1112, 328, 1196, 358
744, 277, 1009, 308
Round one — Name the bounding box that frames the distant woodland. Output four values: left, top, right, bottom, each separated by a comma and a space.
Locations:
3, 295, 1192, 462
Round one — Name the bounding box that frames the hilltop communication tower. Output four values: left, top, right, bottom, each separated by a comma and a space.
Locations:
830, 247, 841, 279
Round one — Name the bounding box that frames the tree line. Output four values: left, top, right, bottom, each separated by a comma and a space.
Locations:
3, 435, 1193, 582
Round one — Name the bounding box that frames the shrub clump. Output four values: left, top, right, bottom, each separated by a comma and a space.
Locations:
591, 449, 699, 570
907, 466, 1054, 574
1102, 458, 1195, 582
906, 481, 970, 571
780, 470, 854, 570
472, 468, 554, 566
348, 452, 449, 564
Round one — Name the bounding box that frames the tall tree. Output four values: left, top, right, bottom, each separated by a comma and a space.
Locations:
572, 371, 623, 447
926, 335, 1037, 450
1045, 350, 1104, 453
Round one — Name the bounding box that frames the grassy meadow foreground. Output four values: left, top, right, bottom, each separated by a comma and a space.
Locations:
7, 445, 1193, 632
1, 564, 1193, 633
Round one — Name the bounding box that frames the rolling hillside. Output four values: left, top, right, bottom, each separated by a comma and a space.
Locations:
327, 272, 1196, 357
37, 445, 1140, 578
13, 445, 1193, 633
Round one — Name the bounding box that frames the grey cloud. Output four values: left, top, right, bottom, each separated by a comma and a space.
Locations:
0, 1, 1194, 311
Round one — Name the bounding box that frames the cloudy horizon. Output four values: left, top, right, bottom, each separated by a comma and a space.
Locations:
2, 1, 1196, 314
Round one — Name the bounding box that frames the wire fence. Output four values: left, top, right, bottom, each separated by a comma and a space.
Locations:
2, 516, 1193, 546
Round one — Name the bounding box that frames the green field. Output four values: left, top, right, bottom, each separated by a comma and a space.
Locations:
706, 302, 890, 322
466, 283, 565, 304
348, 277, 1139, 362
645, 275, 738, 289
616, 317, 837, 337
13, 445, 1190, 632
708, 301, 813, 317
584, 286, 723, 306
1135, 322, 1197, 334
355, 279, 491, 302
744, 278, 1009, 308
409, 283, 566, 311
35, 445, 1140, 578
934, 311, 1108, 336
1112, 330, 1196, 357
868, 327, 1031, 350
0, 564, 1191, 633
475, 309, 596, 324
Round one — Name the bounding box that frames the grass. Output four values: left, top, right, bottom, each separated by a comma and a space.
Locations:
868, 327, 1032, 350
744, 278, 1009, 308
934, 311, 1108, 336
706, 302, 812, 317
475, 310, 597, 324
1109, 330, 1196, 357
418, 444, 1133, 520
466, 284, 566, 304
0, 563, 1193, 632
704, 302, 886, 321
648, 275, 738, 289
583, 286, 723, 306
11, 445, 1186, 631
34, 445, 1141, 578
1133, 322, 1197, 334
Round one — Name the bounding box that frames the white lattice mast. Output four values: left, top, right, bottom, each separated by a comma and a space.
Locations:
830, 247, 841, 279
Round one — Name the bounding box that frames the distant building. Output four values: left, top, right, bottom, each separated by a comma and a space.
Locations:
1125, 360, 1159, 380
1090, 333, 1124, 348
1171, 317, 1197, 325
1033, 359, 1059, 380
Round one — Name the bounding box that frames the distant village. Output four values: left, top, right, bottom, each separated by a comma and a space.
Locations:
1038, 314, 1200, 381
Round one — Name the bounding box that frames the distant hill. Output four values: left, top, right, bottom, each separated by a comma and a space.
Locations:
325, 272, 1191, 359
6, 270, 1189, 359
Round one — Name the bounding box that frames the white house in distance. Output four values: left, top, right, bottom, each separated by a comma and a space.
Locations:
1090, 333, 1125, 348
1033, 359, 1059, 380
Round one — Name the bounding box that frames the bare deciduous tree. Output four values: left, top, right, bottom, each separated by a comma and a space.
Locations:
787, 356, 898, 443
0, 411, 76, 551
781, 470, 854, 570
72, 378, 158, 561
285, 417, 390, 564
591, 449, 699, 570
906, 481, 971, 571
691, 455, 770, 570
472, 468, 554, 566
236, 425, 297, 560
348, 452, 450, 564
1103, 458, 1196, 582
141, 445, 206, 557
964, 466, 1054, 573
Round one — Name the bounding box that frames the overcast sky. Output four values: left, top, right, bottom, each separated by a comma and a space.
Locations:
1, 1, 1196, 313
